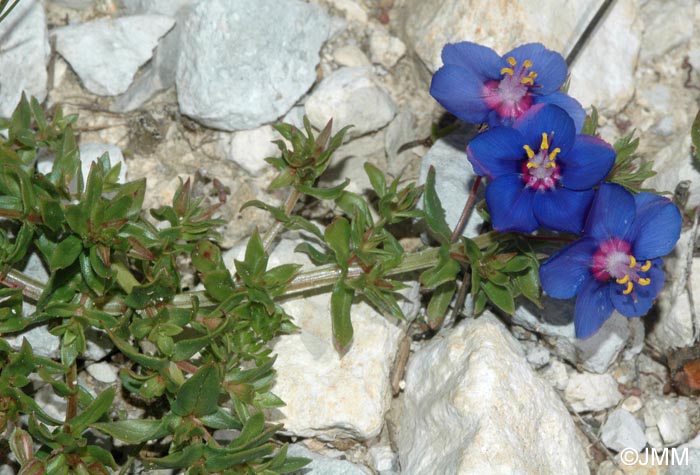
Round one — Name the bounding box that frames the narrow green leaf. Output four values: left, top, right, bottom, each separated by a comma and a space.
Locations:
324, 217, 351, 270
70, 388, 115, 436
92, 419, 169, 445
146, 444, 204, 469
364, 162, 386, 198
481, 281, 515, 314
199, 408, 243, 430
330, 279, 354, 355
423, 166, 452, 242
426, 281, 457, 330
296, 180, 349, 200
105, 329, 168, 370
49, 235, 82, 271
419, 244, 460, 288
692, 109, 700, 171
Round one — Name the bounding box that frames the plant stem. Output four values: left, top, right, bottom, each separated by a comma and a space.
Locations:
261, 188, 302, 252
1, 268, 44, 302
450, 176, 482, 244
64, 362, 78, 432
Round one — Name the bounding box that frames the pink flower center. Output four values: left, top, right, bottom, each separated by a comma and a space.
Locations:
521, 132, 560, 191
591, 238, 653, 295
483, 56, 538, 121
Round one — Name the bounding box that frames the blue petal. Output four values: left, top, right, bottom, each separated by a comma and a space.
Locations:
540, 237, 597, 299
610, 259, 665, 317
441, 42, 502, 80
574, 278, 615, 339
558, 135, 616, 191
534, 188, 594, 233
430, 65, 492, 123
513, 104, 576, 156
626, 193, 682, 260
533, 92, 587, 133
485, 175, 538, 232
466, 127, 526, 179
506, 43, 567, 95
583, 183, 635, 242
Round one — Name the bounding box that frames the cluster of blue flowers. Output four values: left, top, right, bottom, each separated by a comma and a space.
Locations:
430, 41, 682, 338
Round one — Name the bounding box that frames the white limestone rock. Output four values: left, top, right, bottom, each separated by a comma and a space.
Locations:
305, 67, 397, 139
39, 143, 127, 184
648, 231, 699, 352
401, 0, 605, 73
333, 44, 371, 68
86, 362, 118, 384
416, 125, 484, 238
220, 125, 279, 176
568, 0, 642, 112
565, 372, 622, 412
600, 408, 647, 452
0, 0, 49, 118
643, 398, 692, 447
396, 313, 589, 475
639, 0, 694, 62
526, 345, 551, 369
327, 0, 368, 24
53, 15, 175, 96
112, 1, 196, 112
369, 27, 406, 69
514, 298, 631, 374
225, 237, 410, 440
287, 444, 372, 474
176, 0, 330, 131
539, 359, 570, 391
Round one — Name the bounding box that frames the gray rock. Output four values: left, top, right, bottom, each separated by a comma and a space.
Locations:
368, 26, 406, 69
112, 1, 196, 112
565, 372, 622, 412
568, 0, 642, 112
600, 408, 647, 452
0, 0, 49, 118
305, 67, 397, 139
333, 44, 371, 68
53, 15, 174, 96
416, 125, 484, 239
670, 449, 700, 475
86, 362, 118, 383
648, 231, 699, 352
176, 0, 330, 131
384, 109, 416, 177
287, 444, 372, 475
219, 125, 279, 176
51, 0, 95, 7
643, 398, 692, 447
401, 0, 603, 73
396, 313, 589, 475
526, 345, 551, 369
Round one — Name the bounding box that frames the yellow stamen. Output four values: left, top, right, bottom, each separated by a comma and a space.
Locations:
528, 71, 538, 79
526, 162, 538, 169
506, 57, 517, 66
629, 255, 637, 268
523, 144, 535, 159
641, 260, 652, 271
545, 162, 556, 169
623, 281, 634, 295
616, 275, 629, 284
520, 77, 535, 86
638, 278, 651, 286
540, 132, 549, 150
523, 59, 533, 68
549, 148, 561, 161
500, 67, 514, 76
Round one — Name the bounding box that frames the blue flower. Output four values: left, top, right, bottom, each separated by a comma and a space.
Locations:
540, 183, 682, 338
430, 42, 586, 130
466, 104, 616, 233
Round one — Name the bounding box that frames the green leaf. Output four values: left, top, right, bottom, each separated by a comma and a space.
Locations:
199, 408, 243, 430
49, 235, 83, 271
147, 444, 204, 469
192, 240, 223, 273
105, 329, 168, 370
324, 217, 351, 270
481, 281, 515, 314
172, 364, 221, 417
296, 180, 349, 200
92, 418, 169, 445
294, 243, 332, 265
330, 279, 354, 355
516, 267, 541, 307
419, 244, 460, 288
364, 162, 386, 197
423, 166, 452, 242
69, 388, 115, 436
204, 444, 275, 472
582, 106, 599, 136
200, 269, 235, 302
502, 256, 532, 273
426, 281, 457, 330
38, 197, 65, 232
